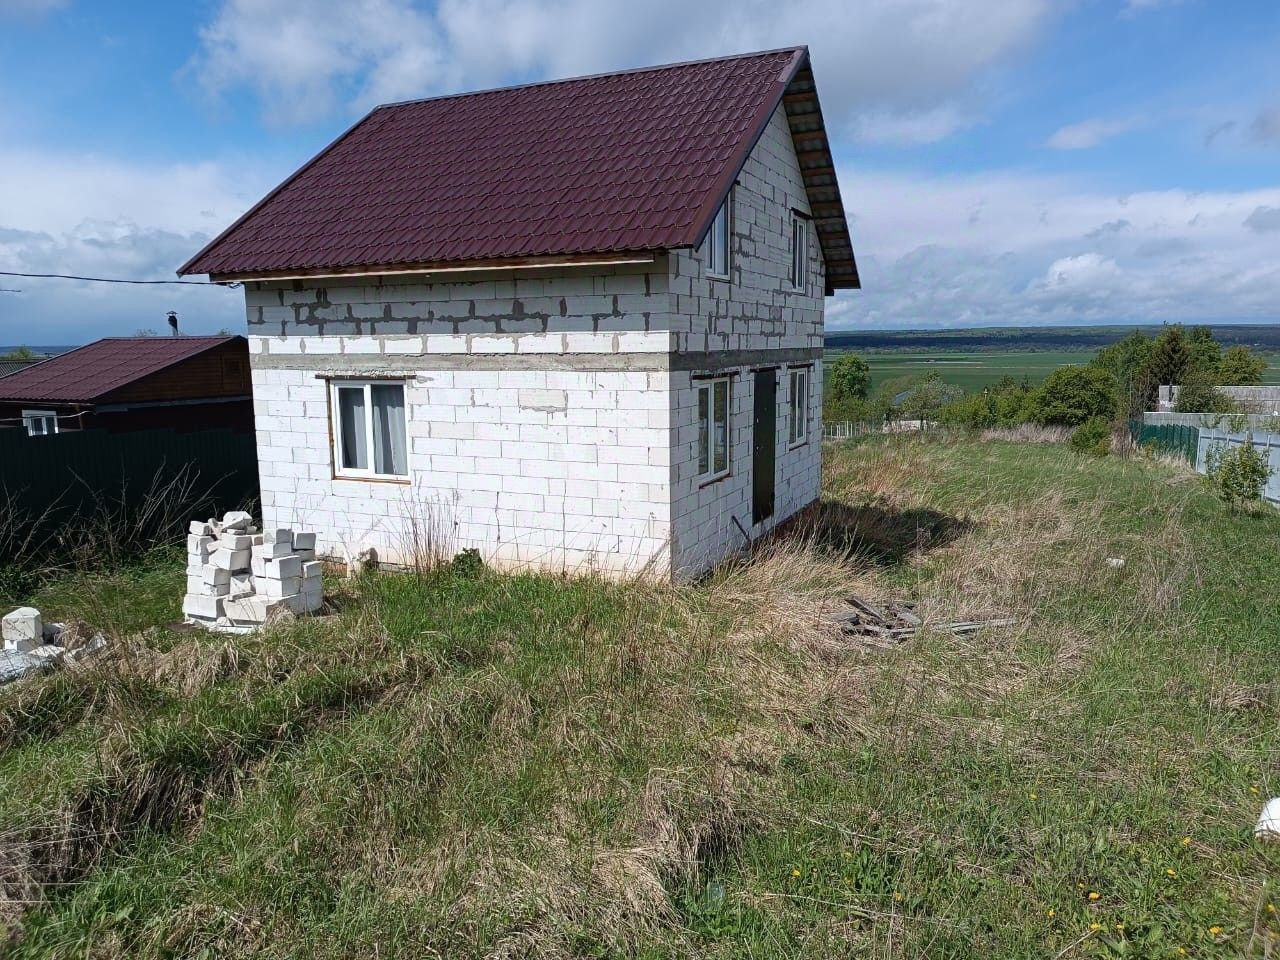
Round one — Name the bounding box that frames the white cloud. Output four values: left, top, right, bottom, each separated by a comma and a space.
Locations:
1046, 117, 1139, 149
0, 150, 274, 342
187, 0, 1055, 138
831, 168, 1280, 328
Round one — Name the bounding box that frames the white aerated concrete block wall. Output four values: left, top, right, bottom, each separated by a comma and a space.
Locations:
253, 347, 673, 577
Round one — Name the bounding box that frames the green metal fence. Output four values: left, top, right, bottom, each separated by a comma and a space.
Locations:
1128, 419, 1198, 464
0, 427, 259, 565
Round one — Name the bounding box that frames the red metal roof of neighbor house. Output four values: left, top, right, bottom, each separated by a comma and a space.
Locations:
0, 337, 241, 404
179, 47, 859, 290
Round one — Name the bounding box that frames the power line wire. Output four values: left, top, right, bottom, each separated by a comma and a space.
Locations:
0, 270, 238, 288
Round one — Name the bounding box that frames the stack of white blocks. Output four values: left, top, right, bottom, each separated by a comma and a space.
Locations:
183, 510, 323, 631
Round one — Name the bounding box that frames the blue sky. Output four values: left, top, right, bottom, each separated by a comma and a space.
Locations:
1, 0, 1278, 342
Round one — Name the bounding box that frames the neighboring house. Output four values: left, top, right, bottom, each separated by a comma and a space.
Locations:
1158, 384, 1280, 414
0, 337, 253, 436
178, 47, 859, 579
0, 358, 44, 379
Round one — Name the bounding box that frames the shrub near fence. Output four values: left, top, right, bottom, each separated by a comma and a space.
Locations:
1129, 420, 1198, 464
0, 427, 260, 568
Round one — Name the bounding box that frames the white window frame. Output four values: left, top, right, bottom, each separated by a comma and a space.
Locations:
329, 379, 409, 481
22, 409, 58, 437
704, 195, 731, 280
788, 367, 810, 447
696, 377, 731, 482
790, 213, 808, 291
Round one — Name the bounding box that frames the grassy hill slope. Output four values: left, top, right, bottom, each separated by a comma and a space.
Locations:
2, 437, 1279, 958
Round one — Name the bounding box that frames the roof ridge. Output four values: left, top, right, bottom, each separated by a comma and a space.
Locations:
373, 45, 805, 113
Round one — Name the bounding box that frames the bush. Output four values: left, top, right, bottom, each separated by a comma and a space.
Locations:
1206, 439, 1272, 507
939, 379, 1036, 429
1029, 366, 1118, 427
1069, 417, 1112, 456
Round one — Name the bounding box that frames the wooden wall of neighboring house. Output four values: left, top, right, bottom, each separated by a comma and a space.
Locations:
0, 399, 254, 434
104, 338, 251, 405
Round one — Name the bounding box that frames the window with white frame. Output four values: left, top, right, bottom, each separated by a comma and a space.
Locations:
704, 195, 730, 279
789, 214, 808, 291
22, 410, 58, 437
696, 377, 730, 480
330, 380, 408, 479
788, 367, 809, 446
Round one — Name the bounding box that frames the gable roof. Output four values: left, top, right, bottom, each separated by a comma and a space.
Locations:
0, 337, 242, 404
179, 47, 858, 292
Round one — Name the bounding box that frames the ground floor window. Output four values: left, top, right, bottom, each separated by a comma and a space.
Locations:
330, 380, 408, 479
697, 377, 730, 480
789, 367, 809, 445
22, 409, 58, 437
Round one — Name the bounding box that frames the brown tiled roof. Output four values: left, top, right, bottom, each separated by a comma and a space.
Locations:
180, 47, 858, 290
0, 337, 241, 404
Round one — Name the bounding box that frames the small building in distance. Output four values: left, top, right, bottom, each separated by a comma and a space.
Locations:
0, 336, 252, 436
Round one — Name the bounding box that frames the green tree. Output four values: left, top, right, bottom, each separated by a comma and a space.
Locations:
1091, 331, 1154, 417
1140, 325, 1192, 407
1029, 366, 1118, 427
828, 353, 871, 403
0, 345, 35, 362
1217, 345, 1267, 385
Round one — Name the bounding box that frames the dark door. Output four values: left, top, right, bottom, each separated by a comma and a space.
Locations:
752, 368, 776, 524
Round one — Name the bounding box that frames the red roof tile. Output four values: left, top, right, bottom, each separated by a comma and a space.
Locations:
180, 47, 853, 282
0, 337, 241, 404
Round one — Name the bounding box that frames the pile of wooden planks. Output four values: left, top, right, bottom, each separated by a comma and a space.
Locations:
837, 596, 1016, 647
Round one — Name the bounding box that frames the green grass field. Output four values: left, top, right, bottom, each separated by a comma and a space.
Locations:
824, 348, 1280, 395
2, 437, 1279, 957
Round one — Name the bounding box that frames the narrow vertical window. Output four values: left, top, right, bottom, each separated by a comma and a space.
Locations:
331, 380, 408, 479
705, 196, 730, 279
789, 368, 809, 446
790, 214, 808, 291
696, 377, 731, 480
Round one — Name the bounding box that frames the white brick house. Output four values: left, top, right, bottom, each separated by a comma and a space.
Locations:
180, 47, 859, 579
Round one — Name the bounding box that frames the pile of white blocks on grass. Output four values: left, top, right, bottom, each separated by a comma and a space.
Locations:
183, 510, 323, 632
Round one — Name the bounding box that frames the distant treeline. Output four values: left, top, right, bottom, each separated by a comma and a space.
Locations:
825, 324, 1280, 354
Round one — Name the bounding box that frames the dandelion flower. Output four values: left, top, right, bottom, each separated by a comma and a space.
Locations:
1167, 869, 1178, 878
1115, 923, 1124, 932
1047, 909, 1056, 918
791, 869, 801, 877
1181, 836, 1192, 846
1267, 903, 1276, 914
1090, 922, 1102, 931
1252, 786, 1261, 795
1089, 891, 1101, 901
1029, 792, 1037, 801
1209, 926, 1222, 935
1177, 949, 1187, 956
893, 892, 904, 902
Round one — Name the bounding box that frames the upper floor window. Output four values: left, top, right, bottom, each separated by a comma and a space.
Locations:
705, 195, 730, 280
331, 380, 408, 480
790, 213, 808, 291
22, 410, 58, 437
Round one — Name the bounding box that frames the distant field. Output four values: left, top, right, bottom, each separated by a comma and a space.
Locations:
823, 347, 1280, 394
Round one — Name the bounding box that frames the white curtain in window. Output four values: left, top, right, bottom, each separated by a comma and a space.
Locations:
371, 384, 406, 476
338, 387, 368, 470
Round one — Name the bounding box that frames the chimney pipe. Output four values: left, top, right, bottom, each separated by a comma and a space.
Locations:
167, 311, 179, 336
